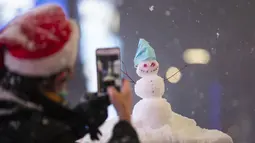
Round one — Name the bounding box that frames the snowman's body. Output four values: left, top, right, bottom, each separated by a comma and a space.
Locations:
132, 98, 172, 129
134, 75, 165, 98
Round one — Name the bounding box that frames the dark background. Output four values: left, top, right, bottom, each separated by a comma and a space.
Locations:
68, 0, 255, 142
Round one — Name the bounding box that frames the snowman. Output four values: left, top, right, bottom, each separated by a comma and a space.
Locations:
78, 39, 233, 143
132, 39, 173, 129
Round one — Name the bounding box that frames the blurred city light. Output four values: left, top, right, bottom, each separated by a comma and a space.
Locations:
0, 0, 34, 26
78, 0, 122, 119
165, 67, 182, 83
183, 49, 211, 64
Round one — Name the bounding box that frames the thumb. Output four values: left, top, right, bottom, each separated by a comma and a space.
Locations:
121, 79, 131, 96
107, 86, 118, 97
107, 86, 119, 103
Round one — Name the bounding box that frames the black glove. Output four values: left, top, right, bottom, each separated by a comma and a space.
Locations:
75, 93, 111, 140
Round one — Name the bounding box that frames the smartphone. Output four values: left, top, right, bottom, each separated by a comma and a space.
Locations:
96, 48, 121, 95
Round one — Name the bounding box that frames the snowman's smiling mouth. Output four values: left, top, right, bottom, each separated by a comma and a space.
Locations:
139, 67, 159, 73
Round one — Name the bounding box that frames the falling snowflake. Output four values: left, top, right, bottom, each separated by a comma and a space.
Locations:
191, 111, 195, 115
135, 31, 139, 35
169, 6, 175, 11
232, 100, 239, 107
126, 13, 129, 15
9, 77, 15, 85
195, 20, 200, 23
42, 118, 49, 125
165, 10, 171, 16
225, 72, 229, 75
200, 12, 204, 15
236, 5, 239, 8
211, 47, 217, 54
250, 48, 254, 54
172, 20, 175, 23
199, 92, 204, 99
149, 5, 154, 11
216, 32, 220, 38
27, 42, 35, 51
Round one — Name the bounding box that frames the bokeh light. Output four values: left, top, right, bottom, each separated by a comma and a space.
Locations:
165, 67, 182, 83
78, 0, 122, 119
78, 0, 122, 93
0, 0, 34, 24
183, 49, 210, 64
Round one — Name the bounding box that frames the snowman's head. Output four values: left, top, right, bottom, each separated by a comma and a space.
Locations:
136, 60, 159, 77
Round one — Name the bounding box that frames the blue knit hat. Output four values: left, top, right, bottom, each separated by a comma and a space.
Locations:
134, 39, 156, 67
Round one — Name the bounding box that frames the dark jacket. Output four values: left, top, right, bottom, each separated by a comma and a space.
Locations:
0, 75, 139, 143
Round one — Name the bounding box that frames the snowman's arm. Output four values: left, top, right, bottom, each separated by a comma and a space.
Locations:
121, 69, 135, 84
121, 60, 135, 84
164, 64, 188, 82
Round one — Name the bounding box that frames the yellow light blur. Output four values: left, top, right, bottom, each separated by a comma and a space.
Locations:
183, 49, 210, 64
165, 67, 182, 83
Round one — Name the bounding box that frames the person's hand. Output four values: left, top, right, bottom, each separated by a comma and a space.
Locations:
107, 79, 132, 122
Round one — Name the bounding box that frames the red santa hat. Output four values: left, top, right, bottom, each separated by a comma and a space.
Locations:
0, 4, 79, 77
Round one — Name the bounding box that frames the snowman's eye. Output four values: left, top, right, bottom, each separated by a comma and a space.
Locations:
151, 62, 156, 67
143, 64, 148, 67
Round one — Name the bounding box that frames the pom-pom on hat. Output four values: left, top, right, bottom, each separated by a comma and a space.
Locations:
134, 39, 156, 67
0, 4, 79, 77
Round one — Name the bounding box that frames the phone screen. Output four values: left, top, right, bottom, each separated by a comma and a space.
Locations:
96, 48, 121, 94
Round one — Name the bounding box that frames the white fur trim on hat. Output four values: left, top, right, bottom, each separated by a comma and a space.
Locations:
4, 20, 79, 77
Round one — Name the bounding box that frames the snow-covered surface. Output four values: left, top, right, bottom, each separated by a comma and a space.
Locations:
79, 109, 233, 143
78, 59, 233, 143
